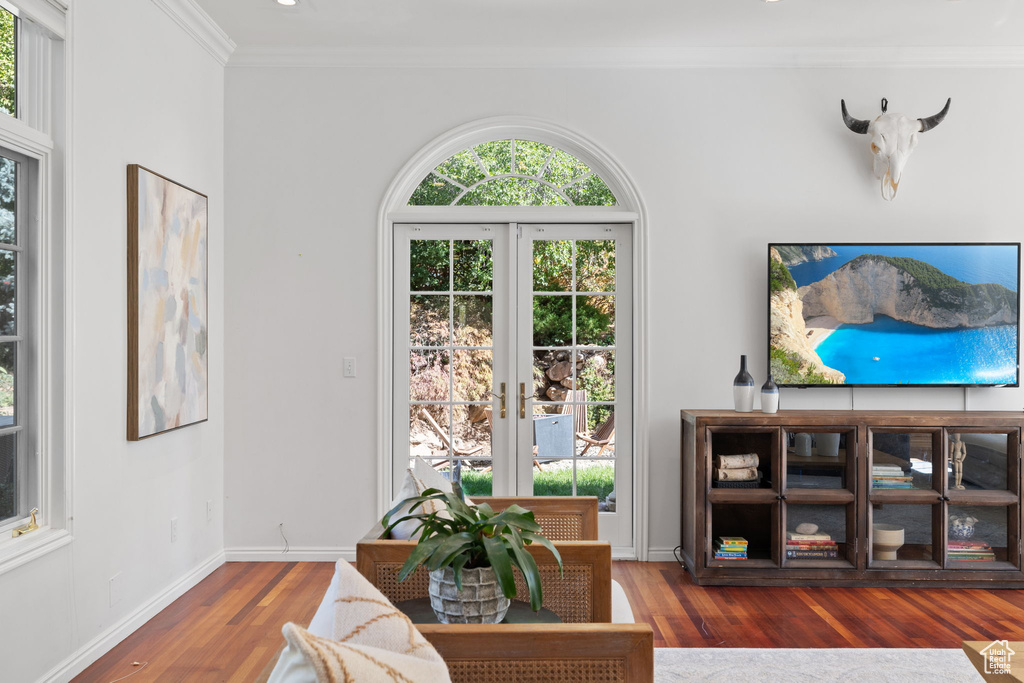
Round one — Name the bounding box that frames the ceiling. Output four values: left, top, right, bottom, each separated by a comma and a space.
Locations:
194, 0, 1024, 53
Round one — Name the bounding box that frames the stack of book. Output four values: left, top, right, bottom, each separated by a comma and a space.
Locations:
872, 464, 913, 489
948, 540, 996, 562
713, 537, 748, 560
786, 531, 838, 559
713, 453, 760, 485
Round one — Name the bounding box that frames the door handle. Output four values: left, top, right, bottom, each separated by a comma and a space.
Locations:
489, 383, 507, 419
520, 382, 527, 419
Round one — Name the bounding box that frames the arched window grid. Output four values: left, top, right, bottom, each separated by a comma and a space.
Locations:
408, 138, 617, 208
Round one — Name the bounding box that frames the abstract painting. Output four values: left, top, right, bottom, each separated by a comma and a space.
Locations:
127, 165, 208, 440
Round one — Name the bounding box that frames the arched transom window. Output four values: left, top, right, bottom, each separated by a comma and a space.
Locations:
409, 139, 617, 207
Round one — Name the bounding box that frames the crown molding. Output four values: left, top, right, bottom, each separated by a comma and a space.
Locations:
229, 44, 1024, 69
151, 0, 235, 67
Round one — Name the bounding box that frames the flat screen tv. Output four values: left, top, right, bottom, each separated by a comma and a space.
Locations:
769, 243, 1021, 387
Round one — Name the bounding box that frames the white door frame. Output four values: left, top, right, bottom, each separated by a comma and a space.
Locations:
377, 116, 650, 560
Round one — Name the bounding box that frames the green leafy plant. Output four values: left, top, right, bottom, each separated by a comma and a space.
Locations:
381, 487, 563, 611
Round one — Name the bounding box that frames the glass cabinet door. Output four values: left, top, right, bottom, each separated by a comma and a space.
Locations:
869, 502, 940, 569
869, 429, 941, 492
782, 428, 855, 491
782, 503, 855, 568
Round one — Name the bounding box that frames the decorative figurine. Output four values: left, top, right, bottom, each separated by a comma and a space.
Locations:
951, 433, 967, 490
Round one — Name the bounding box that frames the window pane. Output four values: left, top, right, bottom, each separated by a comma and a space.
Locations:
410, 350, 450, 402
513, 140, 552, 176
453, 295, 491, 346
0, 432, 13, 521
460, 466, 493, 497
410, 240, 449, 291
473, 140, 512, 176
543, 149, 591, 187
0, 9, 13, 118
453, 350, 491, 401
411, 405, 451, 458
576, 240, 615, 292
564, 175, 617, 206
410, 295, 449, 347
0, 342, 12, 427
533, 240, 572, 292
436, 150, 486, 188
534, 350, 574, 402
0, 155, 15, 244
578, 349, 614, 403
0, 249, 12, 336
409, 173, 461, 206
533, 295, 572, 346
452, 240, 492, 292
576, 295, 614, 346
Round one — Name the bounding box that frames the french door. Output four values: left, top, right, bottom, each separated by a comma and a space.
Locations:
393, 223, 632, 548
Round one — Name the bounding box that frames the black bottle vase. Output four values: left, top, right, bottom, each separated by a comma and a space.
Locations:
733, 355, 755, 412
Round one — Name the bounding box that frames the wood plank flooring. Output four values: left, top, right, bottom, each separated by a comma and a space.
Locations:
73, 560, 1024, 681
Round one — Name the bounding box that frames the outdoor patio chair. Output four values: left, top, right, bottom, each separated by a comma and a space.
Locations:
578, 412, 615, 457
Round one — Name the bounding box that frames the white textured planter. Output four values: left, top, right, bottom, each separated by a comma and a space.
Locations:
428, 566, 510, 624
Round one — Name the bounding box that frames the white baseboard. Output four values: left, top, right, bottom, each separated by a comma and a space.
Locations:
41, 550, 225, 683
223, 546, 356, 562
647, 547, 682, 562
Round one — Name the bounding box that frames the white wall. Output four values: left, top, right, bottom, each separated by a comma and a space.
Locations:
0, 1, 225, 681
223, 65, 1024, 560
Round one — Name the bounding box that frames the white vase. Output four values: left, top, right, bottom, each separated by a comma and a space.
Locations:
428, 566, 510, 624
760, 375, 779, 414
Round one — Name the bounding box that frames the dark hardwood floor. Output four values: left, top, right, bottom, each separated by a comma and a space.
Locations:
73, 560, 1024, 681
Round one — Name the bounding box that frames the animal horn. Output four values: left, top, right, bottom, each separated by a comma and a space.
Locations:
918, 98, 951, 133
841, 100, 870, 134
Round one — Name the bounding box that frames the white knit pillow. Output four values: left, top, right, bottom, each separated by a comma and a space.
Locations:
268, 560, 451, 683
386, 458, 473, 540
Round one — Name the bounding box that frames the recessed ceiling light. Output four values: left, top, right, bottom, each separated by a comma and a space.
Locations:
276, 0, 298, 6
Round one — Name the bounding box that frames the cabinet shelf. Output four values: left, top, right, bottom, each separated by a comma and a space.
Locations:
681, 410, 1024, 588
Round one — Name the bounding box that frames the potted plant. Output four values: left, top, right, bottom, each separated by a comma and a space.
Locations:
381, 485, 563, 624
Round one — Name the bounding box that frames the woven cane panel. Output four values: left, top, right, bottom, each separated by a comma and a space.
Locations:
446, 659, 626, 682
534, 513, 585, 541
374, 563, 430, 602
512, 565, 593, 623
376, 562, 593, 622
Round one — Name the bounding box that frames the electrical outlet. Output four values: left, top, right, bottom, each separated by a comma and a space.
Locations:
343, 357, 356, 378
206, 500, 213, 522
170, 516, 178, 543
109, 573, 122, 607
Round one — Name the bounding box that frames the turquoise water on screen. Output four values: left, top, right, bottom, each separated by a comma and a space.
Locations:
815, 316, 1018, 385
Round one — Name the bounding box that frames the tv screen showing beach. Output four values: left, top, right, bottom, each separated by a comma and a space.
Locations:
769, 243, 1020, 387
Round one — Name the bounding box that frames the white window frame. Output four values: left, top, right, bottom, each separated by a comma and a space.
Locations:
377, 117, 651, 559
0, 0, 71, 575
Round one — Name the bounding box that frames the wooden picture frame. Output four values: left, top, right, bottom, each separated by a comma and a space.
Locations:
127, 165, 208, 440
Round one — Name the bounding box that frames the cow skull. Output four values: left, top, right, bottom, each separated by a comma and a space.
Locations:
841, 97, 951, 200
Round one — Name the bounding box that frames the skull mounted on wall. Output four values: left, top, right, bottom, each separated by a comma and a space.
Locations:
841, 97, 951, 200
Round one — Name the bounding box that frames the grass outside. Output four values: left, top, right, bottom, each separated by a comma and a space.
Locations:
459, 462, 614, 500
